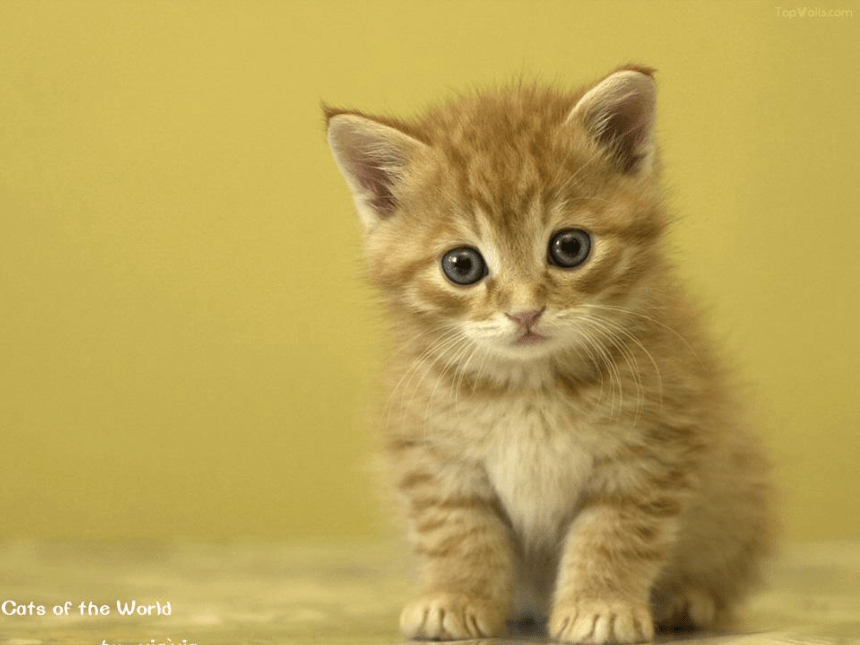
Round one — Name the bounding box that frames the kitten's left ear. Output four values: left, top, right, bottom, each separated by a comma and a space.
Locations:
567, 68, 657, 174
325, 111, 427, 233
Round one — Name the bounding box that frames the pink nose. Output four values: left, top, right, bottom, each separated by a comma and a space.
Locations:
505, 307, 545, 330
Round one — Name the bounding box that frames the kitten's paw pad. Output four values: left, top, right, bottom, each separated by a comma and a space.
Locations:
549, 599, 654, 644
654, 588, 717, 630
400, 592, 506, 640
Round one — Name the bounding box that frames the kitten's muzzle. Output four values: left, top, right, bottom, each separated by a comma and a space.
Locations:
506, 307, 549, 346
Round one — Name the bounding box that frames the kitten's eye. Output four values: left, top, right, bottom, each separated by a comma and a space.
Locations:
548, 229, 591, 268
441, 247, 487, 286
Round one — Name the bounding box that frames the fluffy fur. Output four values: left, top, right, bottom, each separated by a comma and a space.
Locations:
324, 65, 773, 644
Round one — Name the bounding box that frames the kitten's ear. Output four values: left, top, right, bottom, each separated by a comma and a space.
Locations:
325, 111, 426, 232
567, 68, 657, 174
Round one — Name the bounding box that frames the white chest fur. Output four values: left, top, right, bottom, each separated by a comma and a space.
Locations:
476, 394, 595, 549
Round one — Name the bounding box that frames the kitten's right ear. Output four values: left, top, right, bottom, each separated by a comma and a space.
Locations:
325, 111, 426, 232
567, 67, 657, 174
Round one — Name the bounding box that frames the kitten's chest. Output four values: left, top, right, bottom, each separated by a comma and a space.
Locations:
469, 395, 596, 545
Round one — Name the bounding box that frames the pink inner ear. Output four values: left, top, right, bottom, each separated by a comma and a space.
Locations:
348, 152, 399, 217
595, 103, 650, 173
328, 115, 424, 221
575, 72, 656, 174
332, 126, 400, 217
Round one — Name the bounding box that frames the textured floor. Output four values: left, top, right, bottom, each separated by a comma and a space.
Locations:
0, 540, 858, 644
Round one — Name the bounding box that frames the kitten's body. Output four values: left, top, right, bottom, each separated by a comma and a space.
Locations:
326, 66, 773, 644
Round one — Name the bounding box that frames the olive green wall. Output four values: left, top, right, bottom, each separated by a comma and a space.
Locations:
1, 1, 857, 542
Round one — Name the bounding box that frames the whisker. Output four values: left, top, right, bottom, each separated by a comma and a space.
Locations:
409, 331, 470, 418
582, 316, 646, 428
581, 303, 702, 368
588, 312, 664, 415
574, 322, 624, 416
452, 343, 482, 421
579, 318, 635, 420
383, 325, 463, 433
423, 335, 473, 424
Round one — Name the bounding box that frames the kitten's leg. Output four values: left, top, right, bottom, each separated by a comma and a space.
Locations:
651, 583, 718, 631
397, 469, 515, 640
549, 496, 680, 644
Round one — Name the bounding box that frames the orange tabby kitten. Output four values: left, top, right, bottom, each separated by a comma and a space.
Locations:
324, 65, 773, 644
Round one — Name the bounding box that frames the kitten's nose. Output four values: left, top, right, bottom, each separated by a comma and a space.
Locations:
505, 307, 545, 330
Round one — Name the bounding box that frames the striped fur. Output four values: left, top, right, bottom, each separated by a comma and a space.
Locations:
325, 66, 773, 643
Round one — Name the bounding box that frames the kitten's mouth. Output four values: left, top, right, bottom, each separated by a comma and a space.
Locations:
514, 331, 548, 345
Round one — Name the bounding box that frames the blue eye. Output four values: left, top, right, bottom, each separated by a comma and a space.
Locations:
441, 247, 487, 285
548, 229, 591, 268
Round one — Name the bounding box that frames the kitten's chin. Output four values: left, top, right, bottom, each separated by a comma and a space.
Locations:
514, 332, 548, 346
480, 334, 560, 362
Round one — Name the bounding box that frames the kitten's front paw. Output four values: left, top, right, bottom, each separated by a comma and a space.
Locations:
400, 592, 506, 640
653, 587, 717, 630
549, 598, 654, 644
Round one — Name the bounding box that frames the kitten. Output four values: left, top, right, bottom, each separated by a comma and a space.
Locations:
324, 65, 773, 644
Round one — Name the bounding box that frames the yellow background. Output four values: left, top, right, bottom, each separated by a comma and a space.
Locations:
1, 1, 857, 542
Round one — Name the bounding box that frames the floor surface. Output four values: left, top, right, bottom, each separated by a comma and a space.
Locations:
0, 540, 858, 644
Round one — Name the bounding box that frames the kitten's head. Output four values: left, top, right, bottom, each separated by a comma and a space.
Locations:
325, 66, 668, 366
